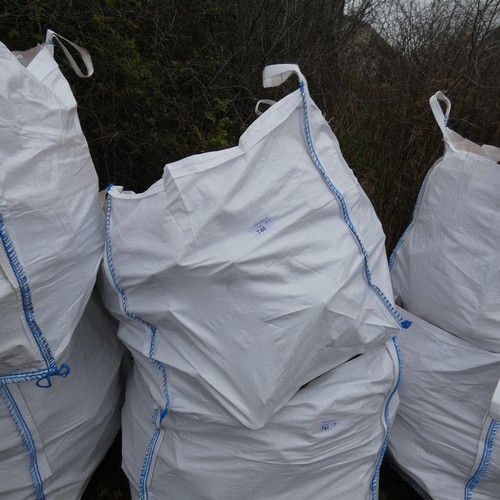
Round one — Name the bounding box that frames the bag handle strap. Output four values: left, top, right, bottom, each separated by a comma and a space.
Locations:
430, 90, 500, 163
45, 29, 94, 78
254, 64, 307, 116
262, 63, 308, 94
480, 144, 500, 164
429, 91, 451, 137
254, 99, 276, 116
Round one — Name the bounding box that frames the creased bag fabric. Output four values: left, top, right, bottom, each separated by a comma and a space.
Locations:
390, 91, 500, 351
0, 34, 124, 500
0, 40, 103, 382
102, 64, 407, 499
0, 288, 124, 500
388, 307, 500, 500
102, 64, 406, 430
122, 339, 401, 500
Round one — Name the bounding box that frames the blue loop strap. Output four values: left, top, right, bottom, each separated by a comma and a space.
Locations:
35, 364, 71, 388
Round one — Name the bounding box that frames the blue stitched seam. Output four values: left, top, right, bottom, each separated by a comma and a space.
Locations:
388, 164, 433, 270
464, 419, 499, 500
105, 196, 170, 499
0, 212, 70, 385
139, 428, 161, 500
0, 366, 66, 385
299, 83, 410, 330
369, 336, 403, 499
0, 384, 46, 500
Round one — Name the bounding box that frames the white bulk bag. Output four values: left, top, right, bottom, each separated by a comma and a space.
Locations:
121, 339, 401, 500
390, 92, 500, 351
388, 308, 500, 500
102, 63, 408, 431
0, 288, 124, 500
0, 32, 103, 383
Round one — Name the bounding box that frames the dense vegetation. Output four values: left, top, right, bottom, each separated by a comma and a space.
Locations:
3, 0, 499, 250
2, 1, 499, 498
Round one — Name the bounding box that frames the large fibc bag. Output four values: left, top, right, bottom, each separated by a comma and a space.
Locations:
121, 339, 401, 500
0, 287, 124, 500
390, 92, 500, 351
102, 64, 409, 432
0, 31, 103, 383
388, 307, 500, 500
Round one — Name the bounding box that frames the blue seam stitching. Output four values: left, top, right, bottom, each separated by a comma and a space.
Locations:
139, 428, 161, 500
0, 212, 70, 385
0, 366, 67, 385
369, 336, 403, 499
464, 419, 499, 500
0, 384, 46, 500
299, 82, 410, 330
104, 195, 170, 499
0, 213, 55, 368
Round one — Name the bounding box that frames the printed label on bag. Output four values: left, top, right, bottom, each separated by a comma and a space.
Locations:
320, 419, 337, 432
250, 217, 273, 235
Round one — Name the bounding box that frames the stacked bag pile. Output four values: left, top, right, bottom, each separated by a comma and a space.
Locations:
8, 27, 500, 500
1, 30, 410, 498
387, 92, 500, 499
100, 64, 411, 499
0, 32, 124, 499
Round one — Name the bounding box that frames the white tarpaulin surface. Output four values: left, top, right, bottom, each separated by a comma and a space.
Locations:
0, 288, 124, 500
388, 308, 500, 500
0, 33, 123, 500
390, 91, 500, 352
0, 38, 103, 382
102, 63, 407, 431
101, 63, 409, 499
122, 339, 401, 500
